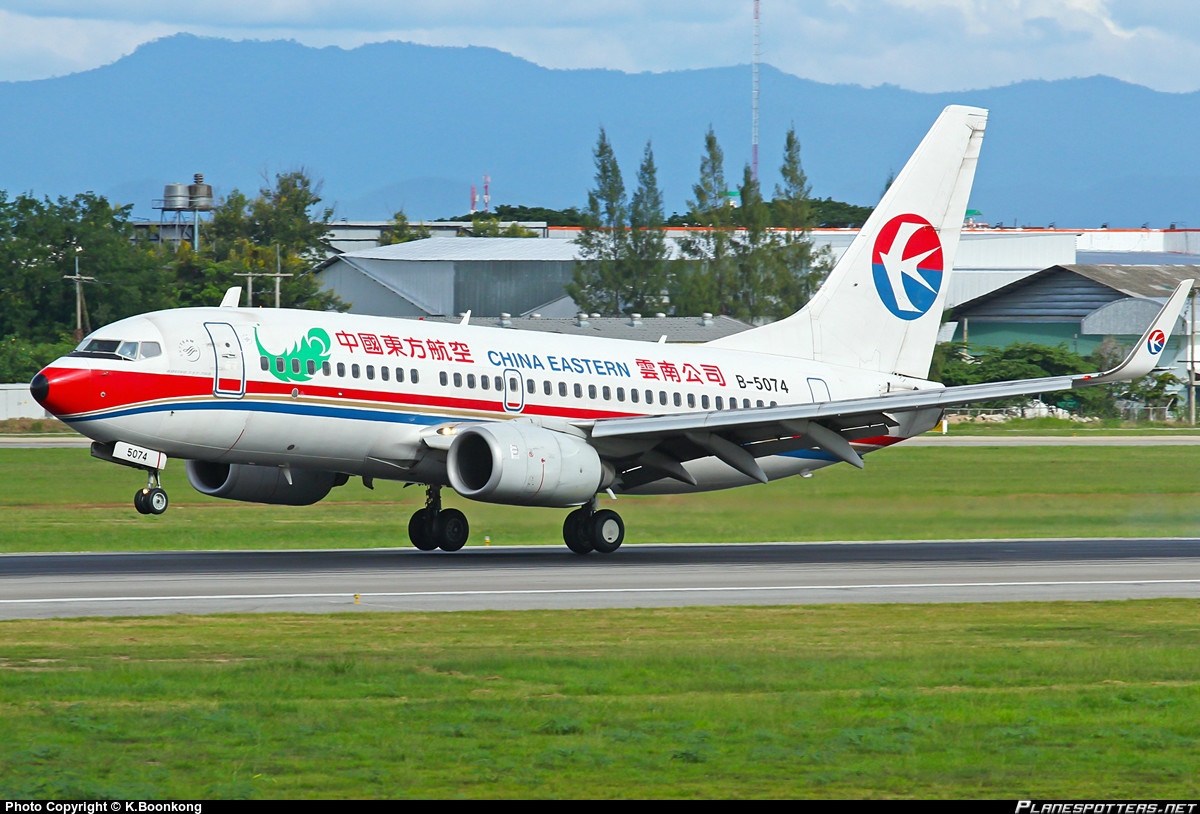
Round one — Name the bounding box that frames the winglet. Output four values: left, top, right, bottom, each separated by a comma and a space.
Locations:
219, 287, 243, 308
1082, 280, 1194, 385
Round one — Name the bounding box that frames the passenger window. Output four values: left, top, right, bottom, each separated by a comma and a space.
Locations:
467, 374, 476, 389
366, 365, 375, 380
395, 367, 404, 383
559, 382, 567, 397
574, 383, 583, 398
687, 393, 695, 408
381, 366, 389, 382
631, 389, 640, 404
588, 385, 597, 399
275, 358, 284, 373
494, 376, 502, 390
602, 386, 611, 400
673, 393, 682, 407
617, 387, 625, 402
453, 372, 463, 387
659, 391, 667, 406
440, 371, 448, 386
480, 375, 489, 390
743, 399, 751, 408
351, 364, 360, 379
292, 358, 301, 375
322, 362, 331, 376
543, 380, 552, 396
715, 396, 723, 409
307, 359, 316, 376
701, 395, 710, 409
260, 356, 270, 371
645, 390, 653, 404
509, 377, 519, 391
411, 370, 419, 384
337, 362, 346, 377
526, 378, 535, 394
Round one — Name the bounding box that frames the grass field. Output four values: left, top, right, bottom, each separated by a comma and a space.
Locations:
2, 445, 1198, 798
1, 444, 1198, 552
1, 602, 1198, 798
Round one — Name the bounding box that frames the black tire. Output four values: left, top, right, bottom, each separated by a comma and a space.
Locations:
146, 487, 169, 515
434, 508, 469, 552
589, 509, 625, 554
563, 508, 594, 554
133, 489, 150, 515
408, 508, 439, 551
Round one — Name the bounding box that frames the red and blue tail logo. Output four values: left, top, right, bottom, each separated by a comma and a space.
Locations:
1147, 329, 1166, 355
871, 214, 943, 321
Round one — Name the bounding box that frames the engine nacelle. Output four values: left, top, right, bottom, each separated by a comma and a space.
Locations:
447, 422, 608, 507
185, 460, 342, 505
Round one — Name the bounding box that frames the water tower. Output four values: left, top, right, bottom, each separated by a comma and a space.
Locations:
154, 173, 215, 249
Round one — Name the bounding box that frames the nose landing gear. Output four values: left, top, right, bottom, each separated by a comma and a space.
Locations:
133, 470, 169, 515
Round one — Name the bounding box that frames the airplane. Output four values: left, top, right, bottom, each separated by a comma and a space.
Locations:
30, 105, 1194, 554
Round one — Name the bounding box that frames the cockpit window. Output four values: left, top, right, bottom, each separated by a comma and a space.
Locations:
69, 338, 159, 361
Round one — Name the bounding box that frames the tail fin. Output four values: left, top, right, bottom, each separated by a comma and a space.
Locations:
708, 105, 988, 379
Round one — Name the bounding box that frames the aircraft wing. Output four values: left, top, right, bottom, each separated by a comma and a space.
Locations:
586, 280, 1194, 488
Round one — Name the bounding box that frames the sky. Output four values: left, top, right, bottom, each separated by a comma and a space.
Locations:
1, 1, 1198, 93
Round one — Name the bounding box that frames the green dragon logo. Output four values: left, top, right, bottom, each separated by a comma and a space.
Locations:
255, 327, 332, 383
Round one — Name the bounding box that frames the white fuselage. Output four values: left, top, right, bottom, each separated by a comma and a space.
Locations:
41, 306, 937, 494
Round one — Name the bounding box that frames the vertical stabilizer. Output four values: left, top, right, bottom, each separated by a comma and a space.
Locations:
708, 105, 987, 379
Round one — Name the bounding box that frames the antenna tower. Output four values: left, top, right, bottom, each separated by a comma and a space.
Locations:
752, 0, 761, 182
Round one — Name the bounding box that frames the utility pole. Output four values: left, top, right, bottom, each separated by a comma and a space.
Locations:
235, 246, 293, 308
63, 247, 96, 341
1191, 288, 1196, 426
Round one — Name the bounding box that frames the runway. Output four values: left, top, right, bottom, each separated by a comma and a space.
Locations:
3, 538, 1199, 619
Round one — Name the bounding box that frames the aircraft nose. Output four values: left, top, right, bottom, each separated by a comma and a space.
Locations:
29, 372, 50, 405
31, 366, 94, 418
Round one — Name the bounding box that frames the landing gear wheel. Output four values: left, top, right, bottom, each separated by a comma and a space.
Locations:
408, 508, 439, 551
589, 509, 625, 554
134, 489, 150, 515
434, 508, 469, 552
563, 508, 594, 554
145, 487, 169, 515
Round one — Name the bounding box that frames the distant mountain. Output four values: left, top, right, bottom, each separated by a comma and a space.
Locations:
1, 34, 1197, 228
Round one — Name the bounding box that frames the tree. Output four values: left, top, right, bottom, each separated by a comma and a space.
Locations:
624, 141, 670, 315
568, 128, 629, 315
178, 170, 344, 311
767, 126, 833, 318
729, 163, 775, 321
0, 191, 172, 343
378, 210, 431, 245
672, 127, 736, 316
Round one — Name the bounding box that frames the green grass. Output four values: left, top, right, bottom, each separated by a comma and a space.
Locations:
1, 445, 1198, 552
1, 602, 1197, 798
944, 416, 1200, 435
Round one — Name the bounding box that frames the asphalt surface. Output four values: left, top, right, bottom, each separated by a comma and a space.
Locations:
3, 538, 1199, 619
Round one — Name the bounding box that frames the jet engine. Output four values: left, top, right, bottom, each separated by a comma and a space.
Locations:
447, 422, 610, 507
185, 460, 344, 505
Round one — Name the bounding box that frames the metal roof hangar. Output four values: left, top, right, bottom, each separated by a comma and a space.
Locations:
316, 237, 579, 320
949, 264, 1198, 380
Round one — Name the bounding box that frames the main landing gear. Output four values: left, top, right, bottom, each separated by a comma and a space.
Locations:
408, 485, 469, 552
133, 469, 169, 515
562, 500, 625, 555
404, 487, 626, 555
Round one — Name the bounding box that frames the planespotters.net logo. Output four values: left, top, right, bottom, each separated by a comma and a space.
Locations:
1016, 803, 1196, 814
